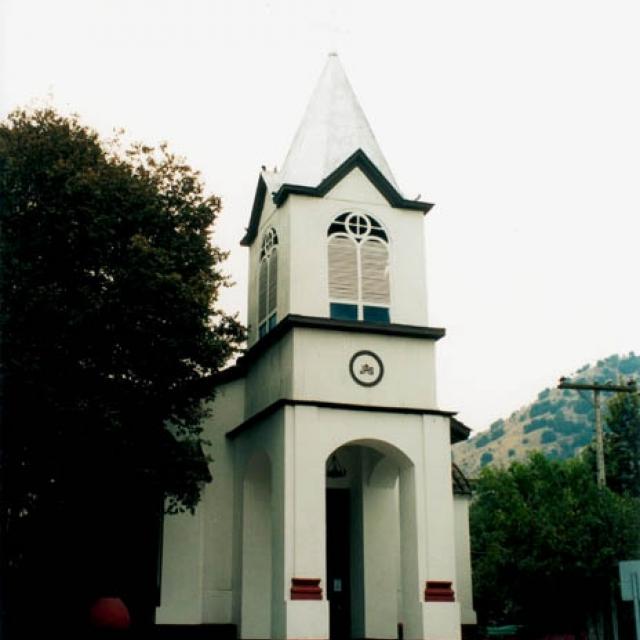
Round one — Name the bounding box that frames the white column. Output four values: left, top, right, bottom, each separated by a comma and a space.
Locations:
282, 405, 330, 639
398, 464, 426, 640
362, 476, 399, 638
420, 415, 461, 640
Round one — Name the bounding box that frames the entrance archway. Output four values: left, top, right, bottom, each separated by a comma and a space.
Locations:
241, 450, 272, 639
325, 440, 418, 640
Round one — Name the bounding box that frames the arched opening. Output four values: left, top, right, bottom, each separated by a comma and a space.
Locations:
241, 450, 272, 639
325, 440, 418, 640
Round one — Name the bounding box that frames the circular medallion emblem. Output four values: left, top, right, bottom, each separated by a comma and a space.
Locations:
349, 350, 384, 387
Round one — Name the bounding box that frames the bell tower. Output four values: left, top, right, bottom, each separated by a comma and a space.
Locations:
242, 53, 433, 346
157, 53, 476, 640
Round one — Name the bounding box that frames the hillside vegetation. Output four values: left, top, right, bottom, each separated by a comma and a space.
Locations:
452, 352, 640, 478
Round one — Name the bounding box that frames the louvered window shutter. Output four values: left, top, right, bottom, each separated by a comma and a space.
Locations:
268, 251, 277, 315
361, 239, 390, 305
328, 236, 358, 301
258, 258, 268, 322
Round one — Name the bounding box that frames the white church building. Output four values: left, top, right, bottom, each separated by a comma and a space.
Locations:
157, 54, 477, 640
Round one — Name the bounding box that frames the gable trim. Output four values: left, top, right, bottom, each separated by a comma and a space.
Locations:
240, 149, 434, 246
241, 174, 267, 246
274, 149, 433, 212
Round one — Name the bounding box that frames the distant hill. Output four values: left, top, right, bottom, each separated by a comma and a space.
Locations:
452, 352, 640, 478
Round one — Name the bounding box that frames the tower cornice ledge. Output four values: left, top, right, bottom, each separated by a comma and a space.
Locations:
251, 313, 444, 361
225, 398, 467, 443
214, 314, 446, 385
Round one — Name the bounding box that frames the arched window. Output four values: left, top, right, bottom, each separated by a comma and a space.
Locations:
258, 227, 278, 338
327, 212, 390, 323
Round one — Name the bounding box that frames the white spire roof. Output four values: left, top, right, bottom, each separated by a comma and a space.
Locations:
278, 53, 399, 191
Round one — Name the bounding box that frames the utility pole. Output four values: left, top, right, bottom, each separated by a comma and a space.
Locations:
558, 377, 638, 640
557, 378, 637, 488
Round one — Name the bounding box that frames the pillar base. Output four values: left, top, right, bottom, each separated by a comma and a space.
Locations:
284, 599, 329, 640
420, 601, 461, 640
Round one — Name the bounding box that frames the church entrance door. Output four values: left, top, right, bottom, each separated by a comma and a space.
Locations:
326, 488, 351, 640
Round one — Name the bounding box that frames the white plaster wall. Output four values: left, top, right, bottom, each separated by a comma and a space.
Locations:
201, 379, 246, 623
454, 495, 477, 626
292, 327, 437, 409
156, 507, 204, 624
326, 166, 389, 207
244, 333, 294, 416
157, 378, 245, 625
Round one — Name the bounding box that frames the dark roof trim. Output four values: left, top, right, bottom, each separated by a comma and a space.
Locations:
226, 398, 457, 440
273, 149, 434, 212
450, 417, 472, 444
240, 149, 434, 246
210, 360, 247, 386
212, 314, 445, 388
452, 463, 473, 495
246, 314, 445, 365
241, 174, 267, 246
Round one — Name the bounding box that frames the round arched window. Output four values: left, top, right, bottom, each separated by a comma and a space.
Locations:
258, 228, 278, 337
327, 213, 390, 323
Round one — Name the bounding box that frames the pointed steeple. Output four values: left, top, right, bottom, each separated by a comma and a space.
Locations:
279, 53, 399, 191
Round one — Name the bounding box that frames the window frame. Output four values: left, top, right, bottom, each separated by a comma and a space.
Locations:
258, 227, 278, 337
327, 212, 391, 323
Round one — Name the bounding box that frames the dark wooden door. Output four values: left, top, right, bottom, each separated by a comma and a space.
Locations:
326, 489, 351, 640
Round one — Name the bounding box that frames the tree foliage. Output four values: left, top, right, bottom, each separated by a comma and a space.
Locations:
603, 391, 640, 497
470, 453, 640, 633
0, 108, 244, 630
582, 390, 640, 497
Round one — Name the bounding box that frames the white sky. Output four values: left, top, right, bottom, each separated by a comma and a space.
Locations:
2, 0, 639, 431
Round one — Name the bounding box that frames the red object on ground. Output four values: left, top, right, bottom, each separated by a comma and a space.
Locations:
89, 597, 131, 629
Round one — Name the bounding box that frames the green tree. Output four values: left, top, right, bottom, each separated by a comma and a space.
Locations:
470, 453, 640, 634
603, 391, 640, 497
0, 108, 244, 633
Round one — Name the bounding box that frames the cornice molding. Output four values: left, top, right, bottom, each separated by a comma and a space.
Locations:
226, 397, 460, 441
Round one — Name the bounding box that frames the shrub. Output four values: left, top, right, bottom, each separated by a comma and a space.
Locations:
552, 417, 583, 436
572, 432, 592, 449
574, 399, 593, 415
524, 419, 546, 434
530, 401, 554, 418
475, 434, 490, 448
490, 419, 504, 432
619, 354, 640, 374
480, 451, 494, 467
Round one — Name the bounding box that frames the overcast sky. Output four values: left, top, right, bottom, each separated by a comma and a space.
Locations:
3, 0, 639, 431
